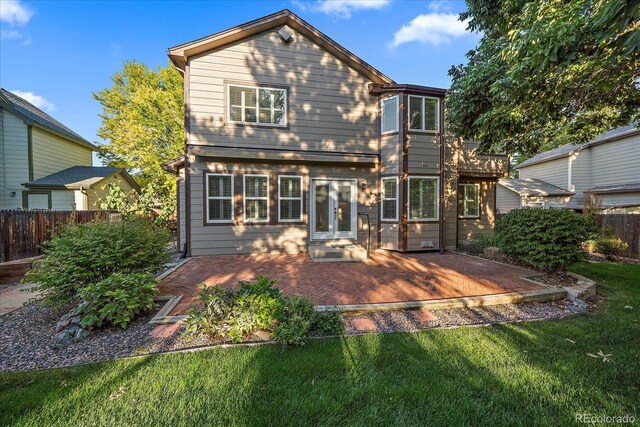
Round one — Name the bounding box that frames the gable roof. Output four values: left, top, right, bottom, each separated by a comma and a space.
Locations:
168, 9, 393, 84
23, 166, 140, 191
0, 89, 97, 150
516, 124, 639, 169
498, 178, 574, 197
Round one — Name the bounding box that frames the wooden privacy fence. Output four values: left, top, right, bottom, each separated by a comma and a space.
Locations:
0, 210, 109, 263
596, 214, 640, 258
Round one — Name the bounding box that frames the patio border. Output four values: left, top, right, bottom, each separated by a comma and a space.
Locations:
315, 287, 567, 313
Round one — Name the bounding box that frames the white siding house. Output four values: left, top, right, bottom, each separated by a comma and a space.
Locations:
497, 125, 640, 213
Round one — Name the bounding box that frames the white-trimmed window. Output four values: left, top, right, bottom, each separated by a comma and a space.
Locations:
279, 175, 303, 222
408, 177, 439, 220
381, 177, 398, 221
459, 183, 480, 218
228, 84, 286, 126
244, 175, 269, 222
206, 174, 233, 223
408, 95, 439, 132
381, 95, 399, 134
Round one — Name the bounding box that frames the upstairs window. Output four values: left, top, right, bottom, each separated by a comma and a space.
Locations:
408, 95, 439, 132
244, 175, 269, 222
458, 183, 480, 218
279, 176, 303, 222
228, 84, 286, 126
381, 177, 398, 221
206, 174, 233, 223
381, 95, 399, 134
408, 177, 439, 220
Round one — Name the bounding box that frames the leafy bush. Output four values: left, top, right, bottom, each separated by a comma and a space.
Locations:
71, 272, 158, 329
466, 233, 497, 253
495, 208, 595, 271
183, 277, 344, 345
183, 276, 284, 343
310, 311, 345, 337
273, 297, 345, 345
585, 232, 629, 260
24, 219, 170, 307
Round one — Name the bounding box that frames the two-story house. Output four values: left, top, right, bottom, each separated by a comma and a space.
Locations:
0, 89, 139, 210
497, 125, 640, 214
164, 10, 508, 259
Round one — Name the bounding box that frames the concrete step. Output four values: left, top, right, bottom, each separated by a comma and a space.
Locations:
309, 243, 368, 262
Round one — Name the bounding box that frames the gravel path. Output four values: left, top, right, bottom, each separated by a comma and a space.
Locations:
1, 299, 582, 372
344, 300, 576, 334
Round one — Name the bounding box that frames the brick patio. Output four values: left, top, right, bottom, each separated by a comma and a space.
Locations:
159, 251, 544, 316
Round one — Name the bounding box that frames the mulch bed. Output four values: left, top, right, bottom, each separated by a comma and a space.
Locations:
343, 300, 575, 335
0, 296, 583, 372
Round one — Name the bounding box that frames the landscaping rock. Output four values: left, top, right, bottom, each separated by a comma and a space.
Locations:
53, 324, 91, 349
483, 246, 500, 259
55, 319, 71, 333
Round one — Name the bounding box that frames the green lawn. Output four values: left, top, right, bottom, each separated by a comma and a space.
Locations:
2, 263, 639, 426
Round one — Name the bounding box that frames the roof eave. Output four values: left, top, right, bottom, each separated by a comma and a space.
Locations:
167, 9, 393, 84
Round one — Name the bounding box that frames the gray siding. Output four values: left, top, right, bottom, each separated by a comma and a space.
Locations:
496, 184, 521, 214
51, 190, 76, 210
407, 133, 439, 174
519, 157, 569, 190
188, 29, 378, 155
570, 150, 590, 205
0, 109, 28, 209
407, 223, 439, 251
599, 192, 640, 207
380, 133, 400, 175
589, 134, 640, 186
187, 157, 377, 256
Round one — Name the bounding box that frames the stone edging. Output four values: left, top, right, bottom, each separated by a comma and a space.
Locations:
563, 272, 597, 301
315, 287, 567, 313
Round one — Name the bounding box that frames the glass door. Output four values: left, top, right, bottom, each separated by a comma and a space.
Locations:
311, 179, 357, 240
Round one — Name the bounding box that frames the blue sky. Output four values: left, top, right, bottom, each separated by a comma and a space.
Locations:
1, 0, 478, 163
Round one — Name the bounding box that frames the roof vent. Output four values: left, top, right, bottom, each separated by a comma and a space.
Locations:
278, 25, 294, 44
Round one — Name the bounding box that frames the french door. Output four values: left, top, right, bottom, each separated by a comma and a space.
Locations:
311, 179, 357, 240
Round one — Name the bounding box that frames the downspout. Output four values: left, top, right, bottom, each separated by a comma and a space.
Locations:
438, 97, 445, 254
172, 60, 190, 257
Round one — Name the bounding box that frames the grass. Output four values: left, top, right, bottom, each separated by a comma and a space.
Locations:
1, 262, 639, 426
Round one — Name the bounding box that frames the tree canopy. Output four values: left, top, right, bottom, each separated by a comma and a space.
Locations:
93, 61, 183, 211
447, 0, 640, 156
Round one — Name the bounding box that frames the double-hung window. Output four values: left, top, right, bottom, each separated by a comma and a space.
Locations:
279, 176, 303, 222
381, 95, 399, 134
244, 175, 269, 222
408, 95, 439, 132
458, 184, 480, 218
228, 84, 286, 126
381, 177, 398, 221
206, 174, 233, 223
408, 177, 439, 220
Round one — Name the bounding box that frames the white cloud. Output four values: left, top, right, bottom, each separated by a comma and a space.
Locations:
390, 11, 470, 47
0, 0, 33, 26
10, 90, 56, 112
0, 28, 20, 39
315, 0, 390, 18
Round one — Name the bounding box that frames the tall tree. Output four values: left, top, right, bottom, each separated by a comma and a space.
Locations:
447, 0, 640, 155
93, 61, 183, 210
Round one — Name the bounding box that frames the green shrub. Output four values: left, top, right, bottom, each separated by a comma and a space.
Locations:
24, 219, 170, 307
589, 234, 629, 260
183, 277, 344, 345
495, 208, 595, 271
71, 272, 159, 329
273, 296, 315, 345
273, 297, 344, 345
310, 311, 345, 337
467, 233, 497, 252
183, 276, 283, 343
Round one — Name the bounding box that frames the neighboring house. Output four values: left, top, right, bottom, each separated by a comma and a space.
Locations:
0, 89, 138, 210
163, 10, 508, 257
497, 125, 640, 214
